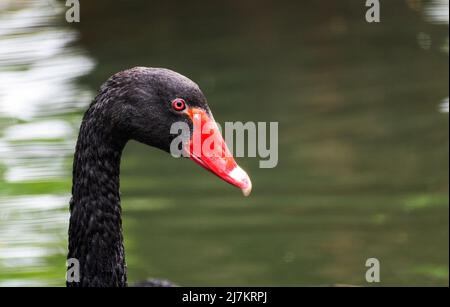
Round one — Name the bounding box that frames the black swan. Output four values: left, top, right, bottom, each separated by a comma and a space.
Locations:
67, 67, 252, 287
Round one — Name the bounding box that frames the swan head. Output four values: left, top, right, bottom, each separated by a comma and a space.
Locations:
93, 67, 252, 197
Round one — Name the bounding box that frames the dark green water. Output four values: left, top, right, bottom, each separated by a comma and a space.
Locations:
0, 0, 448, 286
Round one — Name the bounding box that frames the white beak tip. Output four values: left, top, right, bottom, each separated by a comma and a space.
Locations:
241, 175, 252, 197
241, 184, 252, 197
228, 165, 252, 197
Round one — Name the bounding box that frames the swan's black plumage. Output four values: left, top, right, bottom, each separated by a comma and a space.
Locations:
67, 67, 209, 287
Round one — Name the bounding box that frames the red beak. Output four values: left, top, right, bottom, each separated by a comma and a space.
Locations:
185, 108, 252, 196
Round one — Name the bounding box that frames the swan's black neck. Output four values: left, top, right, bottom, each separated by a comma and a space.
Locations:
67, 103, 128, 287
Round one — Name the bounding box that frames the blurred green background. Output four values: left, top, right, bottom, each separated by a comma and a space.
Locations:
0, 0, 448, 286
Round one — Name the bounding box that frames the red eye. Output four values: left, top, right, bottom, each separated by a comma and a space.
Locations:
171, 98, 186, 112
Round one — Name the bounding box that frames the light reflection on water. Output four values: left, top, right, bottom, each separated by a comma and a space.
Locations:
0, 0, 94, 286
1, 120, 75, 182
0, 1, 94, 120
424, 0, 450, 25
439, 97, 449, 113
420, 0, 449, 113
0, 0, 448, 286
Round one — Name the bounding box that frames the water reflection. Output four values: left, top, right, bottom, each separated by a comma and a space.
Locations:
439, 97, 449, 113
0, 0, 94, 286
424, 0, 449, 25
0, 195, 68, 286
416, 0, 449, 112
